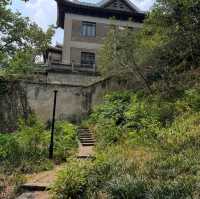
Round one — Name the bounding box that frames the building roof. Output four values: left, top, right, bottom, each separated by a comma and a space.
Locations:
98, 0, 142, 13
55, 0, 146, 28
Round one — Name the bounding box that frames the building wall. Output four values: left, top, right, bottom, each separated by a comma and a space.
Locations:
70, 47, 98, 65
62, 13, 142, 65
71, 20, 109, 44
48, 52, 62, 64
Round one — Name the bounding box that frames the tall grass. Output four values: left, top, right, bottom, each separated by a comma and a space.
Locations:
51, 89, 200, 198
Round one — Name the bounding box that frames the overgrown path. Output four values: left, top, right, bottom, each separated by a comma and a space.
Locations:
16, 128, 95, 199
16, 165, 64, 199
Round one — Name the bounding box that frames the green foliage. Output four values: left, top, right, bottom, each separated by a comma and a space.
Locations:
106, 175, 147, 199
0, 0, 54, 73
5, 51, 35, 74
184, 89, 200, 111
141, 0, 200, 82
0, 114, 52, 174
16, 115, 49, 159
98, 26, 136, 76
0, 172, 26, 199
53, 89, 200, 198
95, 119, 123, 147
51, 160, 92, 199
98, 25, 152, 92
0, 115, 78, 174
54, 121, 78, 161
0, 134, 20, 163
90, 92, 130, 125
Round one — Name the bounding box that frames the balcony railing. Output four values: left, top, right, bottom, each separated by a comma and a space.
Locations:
47, 63, 97, 73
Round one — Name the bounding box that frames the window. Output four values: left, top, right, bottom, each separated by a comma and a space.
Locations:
81, 21, 96, 37
81, 52, 95, 66
113, 1, 118, 7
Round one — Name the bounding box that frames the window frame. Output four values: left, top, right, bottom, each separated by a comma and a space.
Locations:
81, 21, 96, 37
80, 52, 96, 66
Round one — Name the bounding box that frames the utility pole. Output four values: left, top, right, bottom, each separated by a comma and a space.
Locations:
49, 90, 58, 159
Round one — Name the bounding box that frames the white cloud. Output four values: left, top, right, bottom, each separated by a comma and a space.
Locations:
134, 0, 155, 11
24, 0, 56, 30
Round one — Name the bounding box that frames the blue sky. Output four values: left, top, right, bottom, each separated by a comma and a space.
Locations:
11, 0, 154, 45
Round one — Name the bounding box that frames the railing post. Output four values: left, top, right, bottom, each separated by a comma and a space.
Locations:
93, 64, 96, 73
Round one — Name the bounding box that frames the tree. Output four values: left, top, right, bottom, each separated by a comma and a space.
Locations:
141, 0, 200, 79
98, 1, 200, 94
98, 25, 152, 93
0, 0, 54, 73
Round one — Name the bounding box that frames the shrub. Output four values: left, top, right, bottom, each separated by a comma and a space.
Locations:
54, 121, 78, 161
0, 173, 25, 199
51, 160, 92, 199
95, 119, 123, 147
106, 175, 147, 199
184, 89, 200, 111
51, 89, 200, 198
16, 116, 49, 159
0, 134, 20, 165
90, 92, 131, 125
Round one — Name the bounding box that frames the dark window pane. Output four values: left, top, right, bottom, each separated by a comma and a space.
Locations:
81, 52, 95, 66
81, 22, 96, 37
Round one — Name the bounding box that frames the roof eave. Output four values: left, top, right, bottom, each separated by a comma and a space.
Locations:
55, 0, 146, 29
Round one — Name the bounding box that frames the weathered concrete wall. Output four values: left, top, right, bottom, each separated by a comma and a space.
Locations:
0, 73, 125, 132
0, 80, 30, 133
25, 77, 123, 123
46, 72, 103, 86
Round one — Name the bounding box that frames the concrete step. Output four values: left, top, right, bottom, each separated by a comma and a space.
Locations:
79, 134, 93, 137
77, 155, 96, 159
21, 183, 49, 191
16, 191, 50, 199
78, 128, 96, 146
79, 135, 94, 138
82, 143, 95, 146
81, 141, 95, 145
80, 138, 95, 141
79, 135, 93, 138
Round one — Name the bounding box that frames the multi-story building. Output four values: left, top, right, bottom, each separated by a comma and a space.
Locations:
49, 0, 145, 69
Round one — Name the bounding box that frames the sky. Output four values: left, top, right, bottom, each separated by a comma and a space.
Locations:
11, 0, 154, 45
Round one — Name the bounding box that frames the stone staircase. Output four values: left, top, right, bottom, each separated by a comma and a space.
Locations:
77, 128, 95, 159
17, 128, 96, 198
78, 128, 95, 147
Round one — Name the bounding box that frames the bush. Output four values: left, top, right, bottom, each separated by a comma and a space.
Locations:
184, 89, 200, 111
106, 175, 147, 199
51, 160, 92, 199
0, 173, 25, 199
0, 134, 20, 165
54, 121, 78, 161
95, 119, 123, 147
16, 116, 49, 159
0, 114, 79, 174
51, 89, 200, 198
90, 92, 131, 125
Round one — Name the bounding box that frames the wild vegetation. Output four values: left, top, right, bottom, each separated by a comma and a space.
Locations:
1, 0, 200, 198
0, 115, 78, 198
0, 0, 54, 75
51, 89, 200, 199
50, 0, 200, 198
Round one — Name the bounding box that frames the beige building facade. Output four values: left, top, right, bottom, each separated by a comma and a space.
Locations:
54, 0, 145, 68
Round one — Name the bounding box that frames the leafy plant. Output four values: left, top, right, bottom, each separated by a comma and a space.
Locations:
54, 121, 78, 161
51, 160, 92, 199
